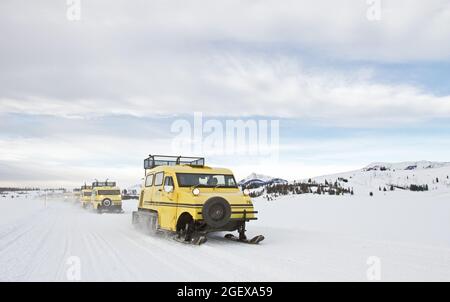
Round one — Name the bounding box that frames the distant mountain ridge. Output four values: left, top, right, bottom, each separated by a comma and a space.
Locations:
239, 173, 288, 188
239, 173, 274, 183
363, 161, 450, 172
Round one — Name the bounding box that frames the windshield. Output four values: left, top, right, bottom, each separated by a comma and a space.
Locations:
92, 181, 116, 187
97, 190, 121, 196
83, 192, 92, 196
176, 173, 237, 188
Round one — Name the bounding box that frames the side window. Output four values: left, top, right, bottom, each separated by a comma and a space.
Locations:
154, 172, 164, 186
145, 174, 154, 187
164, 176, 174, 187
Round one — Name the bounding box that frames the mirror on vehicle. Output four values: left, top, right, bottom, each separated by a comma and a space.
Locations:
164, 185, 174, 193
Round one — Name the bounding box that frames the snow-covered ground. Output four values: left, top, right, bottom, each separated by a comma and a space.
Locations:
0, 190, 449, 282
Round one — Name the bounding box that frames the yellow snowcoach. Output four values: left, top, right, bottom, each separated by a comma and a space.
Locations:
80, 184, 92, 208
73, 188, 81, 199
91, 180, 123, 213
132, 155, 264, 245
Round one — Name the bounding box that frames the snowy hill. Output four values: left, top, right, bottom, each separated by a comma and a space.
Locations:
308, 161, 450, 195
363, 160, 450, 171
122, 184, 141, 199
239, 173, 274, 184
239, 173, 288, 188
125, 184, 141, 195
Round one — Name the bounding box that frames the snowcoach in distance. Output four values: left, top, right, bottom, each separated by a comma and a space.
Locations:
90, 180, 123, 213
80, 184, 92, 208
73, 188, 81, 199
132, 155, 264, 245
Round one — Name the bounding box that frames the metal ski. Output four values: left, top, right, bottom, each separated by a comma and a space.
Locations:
224, 233, 265, 244
173, 235, 208, 245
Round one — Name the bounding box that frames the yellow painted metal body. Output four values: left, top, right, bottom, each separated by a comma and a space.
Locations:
91, 186, 122, 209
80, 189, 92, 207
139, 165, 255, 232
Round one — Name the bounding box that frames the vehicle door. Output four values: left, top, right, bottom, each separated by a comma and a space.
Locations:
161, 174, 177, 230
91, 189, 97, 207
152, 172, 164, 202
142, 174, 154, 207
162, 175, 175, 202
152, 172, 170, 228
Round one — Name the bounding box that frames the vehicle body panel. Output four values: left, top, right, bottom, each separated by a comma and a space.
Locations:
91, 186, 122, 209
139, 165, 255, 232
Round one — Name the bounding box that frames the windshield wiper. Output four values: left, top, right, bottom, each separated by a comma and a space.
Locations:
190, 184, 200, 190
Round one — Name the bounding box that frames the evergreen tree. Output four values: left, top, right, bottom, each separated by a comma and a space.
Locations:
316, 186, 322, 195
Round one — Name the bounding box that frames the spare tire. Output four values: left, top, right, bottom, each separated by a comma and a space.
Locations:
102, 199, 112, 207
202, 197, 231, 228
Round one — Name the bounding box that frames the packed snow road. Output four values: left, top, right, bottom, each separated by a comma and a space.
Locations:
0, 192, 449, 281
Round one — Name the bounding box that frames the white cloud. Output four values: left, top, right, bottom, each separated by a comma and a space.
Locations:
2, 130, 449, 187
1, 54, 450, 126
1, 0, 450, 186
1, 1, 450, 125
62, 0, 450, 61
65, 0, 450, 62
0, 135, 174, 187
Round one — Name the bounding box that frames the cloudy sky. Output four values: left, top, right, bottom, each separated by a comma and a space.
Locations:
1, 0, 450, 187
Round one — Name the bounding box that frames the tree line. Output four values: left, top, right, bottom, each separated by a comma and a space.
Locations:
249, 180, 353, 199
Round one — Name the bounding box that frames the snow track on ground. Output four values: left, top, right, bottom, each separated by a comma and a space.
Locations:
0, 194, 449, 281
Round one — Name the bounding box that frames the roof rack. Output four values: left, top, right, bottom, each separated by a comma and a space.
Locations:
144, 155, 205, 170
92, 181, 116, 188
81, 184, 92, 190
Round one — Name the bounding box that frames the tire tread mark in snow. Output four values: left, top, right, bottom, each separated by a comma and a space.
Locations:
0, 209, 58, 281
117, 230, 200, 281
22, 210, 60, 281
87, 231, 136, 281
0, 208, 49, 252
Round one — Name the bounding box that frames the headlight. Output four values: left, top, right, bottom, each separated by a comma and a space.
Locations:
243, 189, 250, 196
192, 188, 200, 196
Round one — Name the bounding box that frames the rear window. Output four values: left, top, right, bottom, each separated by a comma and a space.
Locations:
97, 190, 121, 196
154, 172, 164, 186
145, 174, 154, 187
83, 192, 92, 196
